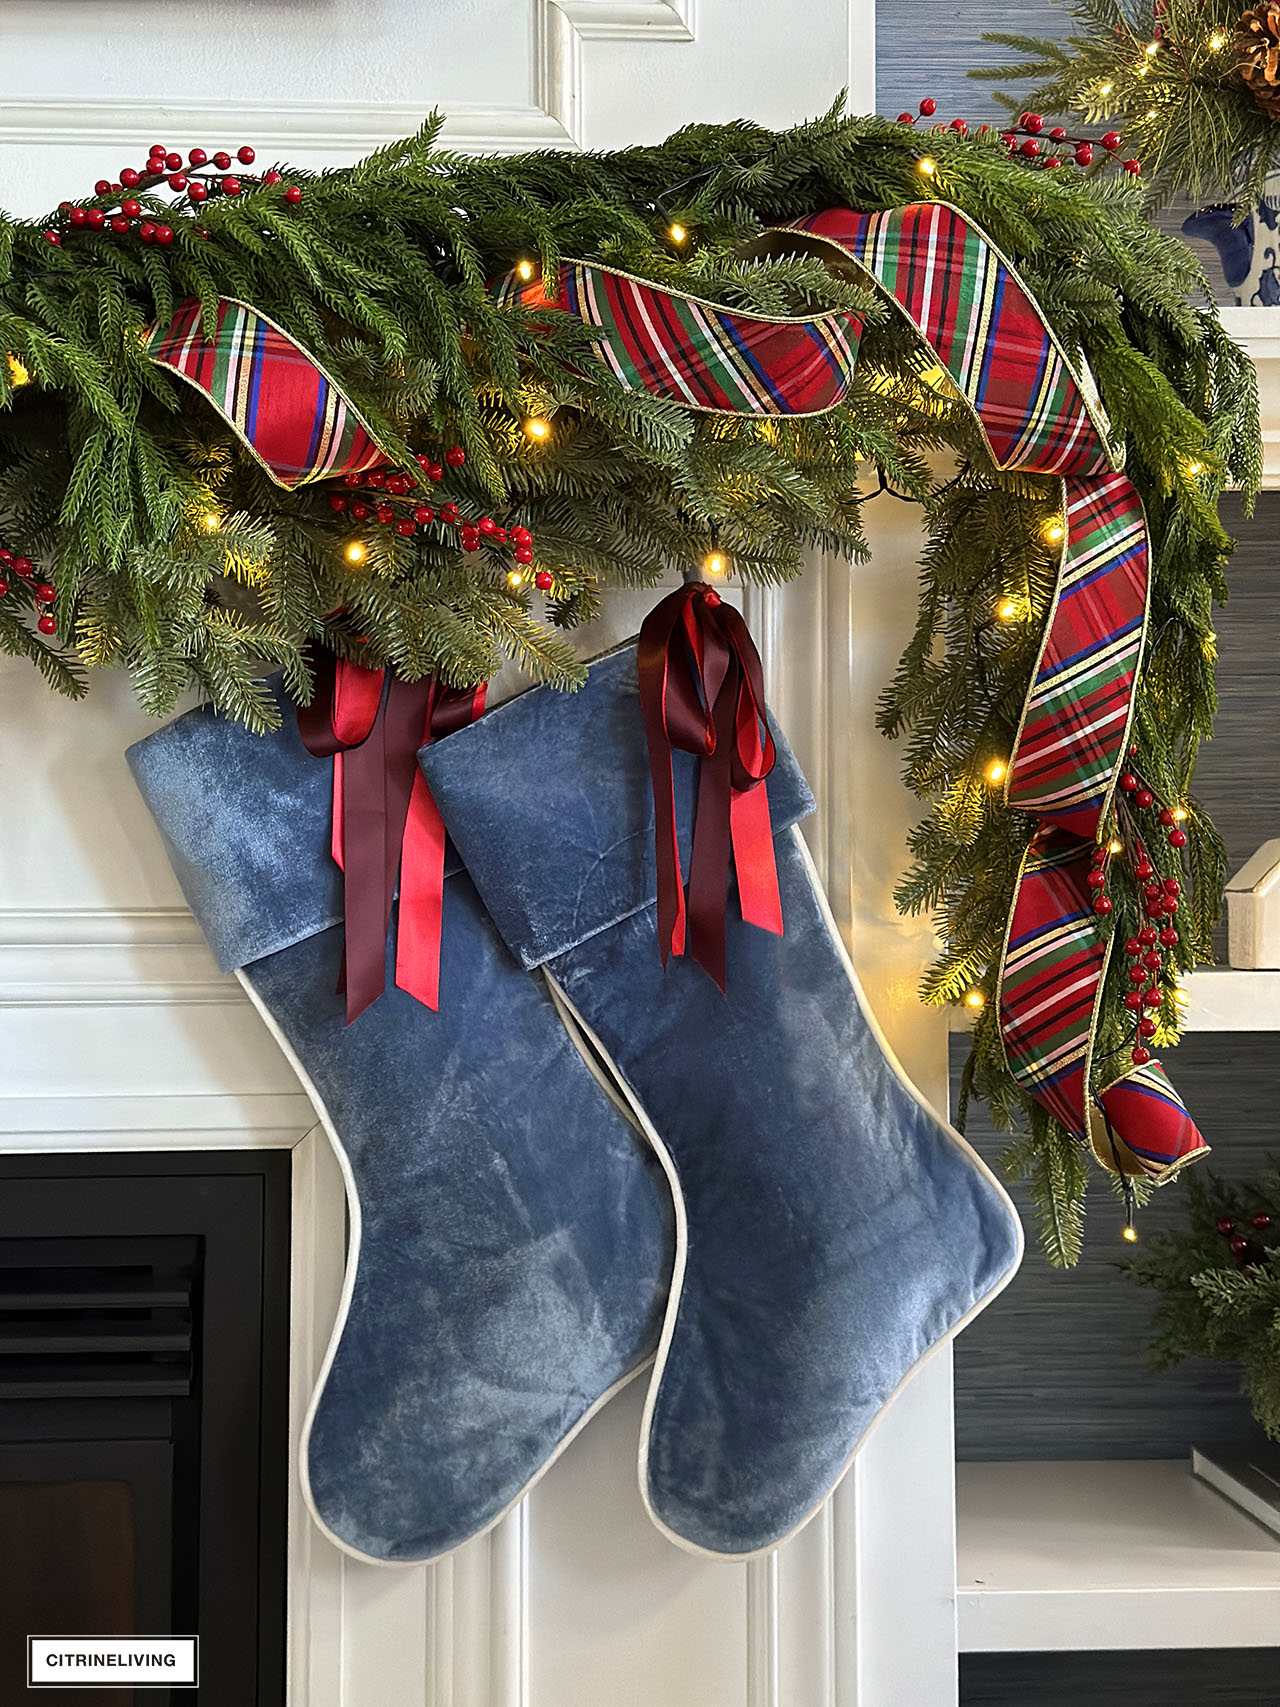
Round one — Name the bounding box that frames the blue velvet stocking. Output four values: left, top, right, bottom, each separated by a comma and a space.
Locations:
421, 645, 1024, 1558
127, 688, 673, 1564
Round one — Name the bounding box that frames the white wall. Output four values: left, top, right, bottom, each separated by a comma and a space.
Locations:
0, 8, 965, 1703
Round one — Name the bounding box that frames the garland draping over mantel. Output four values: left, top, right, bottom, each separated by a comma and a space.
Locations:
0, 106, 1259, 1256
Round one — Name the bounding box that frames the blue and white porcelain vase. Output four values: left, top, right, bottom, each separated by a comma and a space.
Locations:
1184, 169, 1280, 305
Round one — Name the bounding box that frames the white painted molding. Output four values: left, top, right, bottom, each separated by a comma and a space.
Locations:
0, 906, 239, 1008
0, 0, 696, 158
556, 0, 695, 37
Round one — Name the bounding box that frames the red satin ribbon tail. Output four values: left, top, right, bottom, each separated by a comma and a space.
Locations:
395, 771, 447, 1011
731, 783, 783, 935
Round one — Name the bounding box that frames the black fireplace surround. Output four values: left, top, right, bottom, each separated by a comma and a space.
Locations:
0, 1151, 290, 1704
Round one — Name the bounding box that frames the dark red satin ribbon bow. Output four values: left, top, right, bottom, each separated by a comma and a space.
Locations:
297, 651, 485, 1024
637, 583, 783, 989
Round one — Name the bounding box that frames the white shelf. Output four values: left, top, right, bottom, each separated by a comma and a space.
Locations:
950, 966, 1280, 1033
1218, 306, 1280, 489
957, 1459, 1280, 1652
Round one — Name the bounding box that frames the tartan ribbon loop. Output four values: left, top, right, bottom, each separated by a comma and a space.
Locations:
637, 583, 782, 990
297, 652, 485, 1023
516, 205, 1203, 1175
147, 297, 389, 488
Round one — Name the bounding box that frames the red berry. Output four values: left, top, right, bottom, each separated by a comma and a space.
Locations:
13, 558, 32, 576
350, 501, 371, 521
1135, 788, 1154, 809
1075, 144, 1095, 166
1229, 1235, 1250, 1257
237, 146, 256, 165
42, 230, 60, 245
1087, 870, 1107, 890
86, 208, 106, 230
120, 167, 140, 187
494, 528, 508, 543
511, 526, 532, 547
385, 475, 411, 496
1124, 991, 1144, 1011
213, 152, 232, 170
396, 518, 416, 537
0, 550, 11, 565
1124, 937, 1141, 956
188, 183, 208, 203
461, 535, 481, 553
535, 571, 554, 591
1100, 131, 1121, 152
897, 113, 916, 125
165, 151, 183, 171
1136, 861, 1154, 882
426, 463, 444, 482
0, 579, 7, 596
1119, 772, 1137, 792
1159, 807, 1176, 826
329, 494, 348, 512
168, 173, 187, 191
1128, 966, 1147, 985
1049, 126, 1067, 141
365, 469, 386, 488
188, 148, 208, 167
1217, 1218, 1237, 1236
919, 98, 937, 116
69, 207, 87, 228
1164, 878, 1181, 895
94, 178, 112, 195
1123, 159, 1142, 176
1019, 138, 1040, 157
285, 185, 303, 205
263, 170, 282, 186
1143, 951, 1163, 971
1144, 883, 1162, 901
1092, 845, 1108, 866
222, 177, 241, 196
1142, 987, 1161, 1007
155, 225, 174, 246
1138, 1018, 1157, 1038
1253, 1213, 1272, 1231
445, 446, 466, 467
139, 222, 156, 243
122, 199, 142, 218
1094, 897, 1113, 915
1168, 829, 1187, 848
515, 545, 534, 565
35, 583, 56, 602
413, 506, 433, 525
1138, 928, 1157, 947
1131, 1046, 1151, 1066
376, 505, 394, 525
1043, 157, 1062, 169
478, 517, 497, 535
36, 612, 56, 635
1023, 114, 1045, 133
950, 118, 967, 134
1159, 927, 1179, 947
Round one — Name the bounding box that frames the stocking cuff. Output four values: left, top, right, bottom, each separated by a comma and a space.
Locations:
419, 642, 815, 970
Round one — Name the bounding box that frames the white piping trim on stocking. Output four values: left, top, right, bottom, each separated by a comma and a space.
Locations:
235, 964, 656, 1570
543, 823, 1025, 1562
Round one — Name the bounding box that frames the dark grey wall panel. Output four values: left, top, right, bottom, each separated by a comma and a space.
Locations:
962, 1649, 1280, 1707
953, 1033, 1278, 1459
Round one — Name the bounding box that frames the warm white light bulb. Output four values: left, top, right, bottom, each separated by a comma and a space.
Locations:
964, 988, 986, 1010
703, 551, 727, 577
1209, 32, 1225, 50
7, 354, 30, 387
1044, 520, 1065, 544
201, 510, 221, 532
508, 570, 523, 588
1099, 81, 1114, 95
1108, 838, 1123, 856
344, 542, 367, 566
516, 258, 535, 281
986, 758, 1008, 786
1122, 1224, 1139, 1243
917, 157, 937, 178
524, 416, 551, 442
668, 222, 688, 244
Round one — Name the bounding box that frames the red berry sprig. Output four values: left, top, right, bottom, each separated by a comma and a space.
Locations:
1213, 1212, 1274, 1276
1107, 752, 1192, 1065
894, 100, 1141, 177
326, 448, 543, 578
0, 543, 59, 635
42, 142, 303, 246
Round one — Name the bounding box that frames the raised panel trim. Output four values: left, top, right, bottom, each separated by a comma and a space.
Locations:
0, 906, 239, 1007
0, 0, 696, 157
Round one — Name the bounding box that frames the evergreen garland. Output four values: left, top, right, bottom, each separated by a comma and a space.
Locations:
1123, 1162, 1280, 1437
0, 102, 1259, 1257
972, 0, 1280, 210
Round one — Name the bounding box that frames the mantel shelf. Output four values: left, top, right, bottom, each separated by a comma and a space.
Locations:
957, 1459, 1280, 1654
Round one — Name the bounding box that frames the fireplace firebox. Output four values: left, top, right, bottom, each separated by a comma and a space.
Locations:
0, 1152, 290, 1704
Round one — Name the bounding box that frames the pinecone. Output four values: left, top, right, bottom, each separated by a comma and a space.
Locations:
1238, 2, 1280, 120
